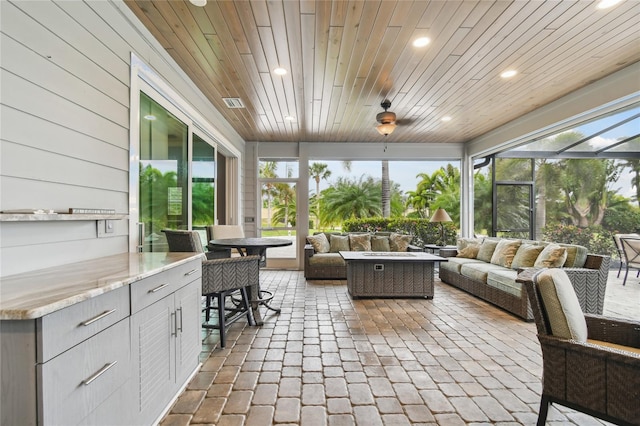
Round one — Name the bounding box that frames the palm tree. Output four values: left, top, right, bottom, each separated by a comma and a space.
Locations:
620, 157, 640, 208
309, 162, 331, 229
259, 161, 278, 227
320, 176, 382, 225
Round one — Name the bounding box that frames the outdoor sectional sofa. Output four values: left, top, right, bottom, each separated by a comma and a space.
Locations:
304, 232, 422, 280
439, 237, 611, 321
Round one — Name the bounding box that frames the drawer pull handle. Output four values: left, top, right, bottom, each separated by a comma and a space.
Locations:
149, 283, 169, 293
82, 361, 118, 386
185, 269, 198, 276
81, 309, 116, 327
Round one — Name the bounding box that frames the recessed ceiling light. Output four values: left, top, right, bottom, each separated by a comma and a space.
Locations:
412, 37, 431, 48
144, 114, 156, 121
189, 0, 207, 6
500, 69, 518, 79
441, 116, 452, 122
597, 0, 622, 9
284, 115, 295, 121
273, 67, 287, 75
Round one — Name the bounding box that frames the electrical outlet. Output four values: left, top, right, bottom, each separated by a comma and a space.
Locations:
374, 264, 384, 271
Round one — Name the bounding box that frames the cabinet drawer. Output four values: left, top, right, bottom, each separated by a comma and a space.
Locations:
130, 258, 201, 314
37, 286, 130, 362
38, 319, 131, 426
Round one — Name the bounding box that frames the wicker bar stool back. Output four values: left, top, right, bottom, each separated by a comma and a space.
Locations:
162, 229, 257, 348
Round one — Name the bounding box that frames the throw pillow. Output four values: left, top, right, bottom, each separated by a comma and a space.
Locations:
457, 237, 483, 251
389, 233, 413, 252
349, 233, 372, 251
457, 244, 480, 258
534, 244, 568, 268
371, 235, 391, 252
535, 269, 587, 342
490, 239, 521, 268
306, 233, 330, 253
329, 235, 350, 253
511, 243, 544, 269
476, 239, 499, 262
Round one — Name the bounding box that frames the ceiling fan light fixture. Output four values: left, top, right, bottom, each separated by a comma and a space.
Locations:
375, 99, 397, 136
376, 122, 397, 136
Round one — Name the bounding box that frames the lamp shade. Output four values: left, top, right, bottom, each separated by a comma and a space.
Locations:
430, 208, 452, 223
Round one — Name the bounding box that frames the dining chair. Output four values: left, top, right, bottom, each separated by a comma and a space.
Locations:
207, 224, 245, 256
162, 229, 257, 348
517, 268, 640, 426
613, 233, 639, 278
620, 236, 640, 286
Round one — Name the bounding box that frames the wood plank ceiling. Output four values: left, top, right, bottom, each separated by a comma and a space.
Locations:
125, 0, 640, 144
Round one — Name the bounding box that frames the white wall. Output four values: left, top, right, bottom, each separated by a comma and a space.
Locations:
0, 0, 244, 276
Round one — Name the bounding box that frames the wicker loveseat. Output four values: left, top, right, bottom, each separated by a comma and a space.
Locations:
304, 232, 422, 280
439, 237, 610, 321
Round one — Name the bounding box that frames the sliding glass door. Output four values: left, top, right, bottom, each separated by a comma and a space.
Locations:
135, 90, 220, 252
138, 92, 190, 252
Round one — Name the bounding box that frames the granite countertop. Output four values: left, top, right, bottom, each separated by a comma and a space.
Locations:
0, 252, 203, 320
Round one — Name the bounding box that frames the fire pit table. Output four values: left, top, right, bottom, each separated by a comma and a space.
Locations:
339, 251, 446, 299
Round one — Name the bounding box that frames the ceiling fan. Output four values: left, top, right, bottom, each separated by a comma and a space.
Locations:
376, 100, 397, 136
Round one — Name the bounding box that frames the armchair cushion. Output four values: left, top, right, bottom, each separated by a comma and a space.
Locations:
307, 233, 330, 253
535, 269, 587, 342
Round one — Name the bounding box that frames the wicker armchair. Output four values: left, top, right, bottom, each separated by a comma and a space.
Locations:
517, 268, 640, 426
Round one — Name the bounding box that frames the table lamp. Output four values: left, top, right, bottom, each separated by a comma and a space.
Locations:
430, 208, 452, 246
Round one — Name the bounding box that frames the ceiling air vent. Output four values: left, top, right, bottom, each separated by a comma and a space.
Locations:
222, 97, 245, 109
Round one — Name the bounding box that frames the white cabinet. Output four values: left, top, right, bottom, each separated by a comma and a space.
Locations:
130, 259, 202, 425
0, 253, 202, 426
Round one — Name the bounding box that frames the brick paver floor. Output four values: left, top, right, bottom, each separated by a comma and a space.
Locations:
161, 271, 633, 426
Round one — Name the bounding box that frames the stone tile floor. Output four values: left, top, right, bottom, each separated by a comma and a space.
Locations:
161, 269, 638, 426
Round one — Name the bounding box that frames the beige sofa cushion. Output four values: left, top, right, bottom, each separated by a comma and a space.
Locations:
307, 253, 346, 267
440, 257, 484, 274
490, 239, 521, 268
349, 233, 372, 251
457, 244, 480, 258
329, 235, 350, 253
389, 233, 413, 252
511, 243, 544, 269
460, 262, 507, 283
534, 244, 568, 268
476, 239, 499, 262
371, 235, 391, 252
307, 233, 330, 253
487, 269, 521, 296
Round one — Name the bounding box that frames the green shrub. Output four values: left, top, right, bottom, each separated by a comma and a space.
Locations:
542, 224, 615, 257
343, 217, 457, 246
